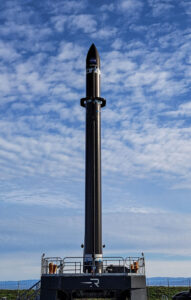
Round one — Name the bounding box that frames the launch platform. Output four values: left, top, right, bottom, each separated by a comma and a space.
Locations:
40, 255, 146, 300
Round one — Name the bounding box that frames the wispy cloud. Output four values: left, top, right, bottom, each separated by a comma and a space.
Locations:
104, 210, 191, 257
91, 27, 117, 39
148, 0, 174, 17
165, 101, 191, 117
180, 1, 191, 15
100, 4, 115, 12
51, 0, 86, 14
52, 14, 97, 34
0, 0, 191, 279
118, 0, 143, 16
69, 14, 97, 34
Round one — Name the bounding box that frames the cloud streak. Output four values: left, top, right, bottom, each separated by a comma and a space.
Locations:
0, 0, 191, 279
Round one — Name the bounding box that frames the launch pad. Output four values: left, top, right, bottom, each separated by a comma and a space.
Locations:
39, 44, 147, 299
40, 255, 147, 300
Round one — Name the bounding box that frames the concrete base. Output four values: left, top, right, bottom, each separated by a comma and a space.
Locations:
40, 274, 147, 300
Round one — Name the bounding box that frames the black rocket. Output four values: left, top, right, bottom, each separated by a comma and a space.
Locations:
81, 44, 106, 273
40, 43, 147, 300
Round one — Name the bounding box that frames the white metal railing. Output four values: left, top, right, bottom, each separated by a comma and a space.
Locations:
125, 256, 145, 275
62, 256, 125, 274
41, 255, 63, 275
41, 254, 145, 276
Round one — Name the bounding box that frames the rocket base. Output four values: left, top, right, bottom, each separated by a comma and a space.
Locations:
40, 274, 147, 300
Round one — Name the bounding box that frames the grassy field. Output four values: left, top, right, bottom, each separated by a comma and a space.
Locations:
0, 286, 190, 299
147, 286, 189, 299
0, 289, 34, 299
0, 289, 18, 299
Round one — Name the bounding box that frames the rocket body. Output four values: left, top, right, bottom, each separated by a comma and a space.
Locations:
84, 100, 102, 271
81, 44, 106, 273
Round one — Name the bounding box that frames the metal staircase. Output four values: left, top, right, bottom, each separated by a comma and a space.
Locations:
17, 280, 41, 300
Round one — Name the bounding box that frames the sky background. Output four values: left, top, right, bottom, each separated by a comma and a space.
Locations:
1, 0, 191, 280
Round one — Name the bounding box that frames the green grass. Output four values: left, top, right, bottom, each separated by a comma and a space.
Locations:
0, 286, 190, 299
147, 286, 189, 300
0, 289, 35, 299
0, 289, 19, 299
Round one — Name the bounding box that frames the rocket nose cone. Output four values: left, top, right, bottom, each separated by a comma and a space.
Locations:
86, 43, 100, 68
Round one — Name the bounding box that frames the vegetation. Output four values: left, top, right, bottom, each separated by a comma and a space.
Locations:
0, 289, 18, 299
147, 286, 189, 300
0, 286, 190, 299
0, 289, 35, 299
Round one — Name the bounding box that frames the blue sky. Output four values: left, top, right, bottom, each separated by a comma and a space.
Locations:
1, 0, 191, 280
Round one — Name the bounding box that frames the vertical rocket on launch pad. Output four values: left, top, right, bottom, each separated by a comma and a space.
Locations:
81, 44, 106, 274
40, 44, 147, 300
